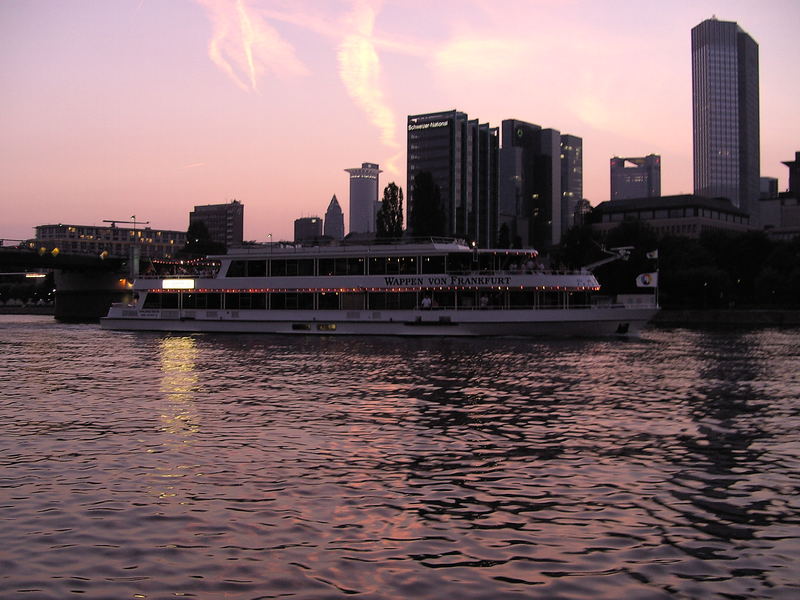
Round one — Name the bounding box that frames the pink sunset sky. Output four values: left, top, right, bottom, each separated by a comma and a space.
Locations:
2, 0, 798, 242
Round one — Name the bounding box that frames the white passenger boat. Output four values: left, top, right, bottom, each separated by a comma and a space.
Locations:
100, 239, 658, 337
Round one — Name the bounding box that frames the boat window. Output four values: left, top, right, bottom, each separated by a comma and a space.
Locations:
224, 292, 241, 309
447, 253, 472, 273
317, 323, 337, 331
224, 260, 265, 277
271, 259, 287, 276
182, 293, 199, 309
431, 290, 455, 309
509, 291, 534, 309
244, 293, 267, 310
478, 253, 495, 272
271, 293, 314, 310
318, 258, 335, 276
569, 292, 591, 308
205, 293, 222, 309
161, 293, 179, 309
341, 292, 365, 310
142, 293, 160, 309
399, 256, 417, 274
420, 255, 445, 274
181, 292, 220, 308
368, 292, 416, 310
376, 256, 416, 274
368, 257, 386, 274
226, 260, 247, 277
335, 257, 364, 276
270, 259, 314, 277
297, 259, 315, 276
540, 291, 562, 308
318, 292, 339, 310
456, 290, 477, 309
248, 260, 267, 277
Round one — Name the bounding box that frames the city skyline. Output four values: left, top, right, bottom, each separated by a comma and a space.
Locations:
2, 0, 798, 242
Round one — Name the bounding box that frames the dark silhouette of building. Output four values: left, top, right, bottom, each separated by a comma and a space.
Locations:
782, 151, 800, 195
692, 18, 760, 220
407, 110, 498, 246
294, 217, 323, 243
610, 155, 661, 201
189, 200, 244, 248
761, 153, 800, 240
760, 177, 778, 199
573, 198, 592, 227
323, 195, 345, 240
499, 120, 562, 248
592, 194, 750, 238
560, 135, 583, 233
344, 163, 381, 235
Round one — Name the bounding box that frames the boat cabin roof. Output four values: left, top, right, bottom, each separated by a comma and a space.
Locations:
216, 239, 538, 260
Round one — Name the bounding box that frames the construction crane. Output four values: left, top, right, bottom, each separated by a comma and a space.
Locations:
102, 216, 149, 230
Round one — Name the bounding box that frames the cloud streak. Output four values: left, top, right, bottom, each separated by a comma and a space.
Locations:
337, 1, 399, 149
196, 0, 308, 92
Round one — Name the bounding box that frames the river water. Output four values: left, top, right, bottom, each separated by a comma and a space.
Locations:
1, 315, 798, 599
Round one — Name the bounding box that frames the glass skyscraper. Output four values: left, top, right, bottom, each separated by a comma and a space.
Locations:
407, 110, 498, 246
691, 18, 759, 219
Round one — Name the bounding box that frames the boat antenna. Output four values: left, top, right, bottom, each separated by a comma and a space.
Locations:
583, 245, 633, 272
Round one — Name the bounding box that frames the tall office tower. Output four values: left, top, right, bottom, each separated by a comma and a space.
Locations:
610, 155, 662, 200
692, 18, 760, 219
344, 162, 381, 234
783, 151, 800, 195
498, 120, 562, 248
294, 216, 322, 242
189, 199, 244, 248
560, 135, 583, 232
323, 195, 345, 240
407, 110, 498, 246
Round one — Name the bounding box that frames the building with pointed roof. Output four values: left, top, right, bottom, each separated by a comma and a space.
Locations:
324, 195, 345, 240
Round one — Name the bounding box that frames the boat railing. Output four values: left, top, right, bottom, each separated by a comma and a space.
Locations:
137, 269, 218, 279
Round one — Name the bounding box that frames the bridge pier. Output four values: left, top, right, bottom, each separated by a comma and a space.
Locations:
54, 271, 133, 322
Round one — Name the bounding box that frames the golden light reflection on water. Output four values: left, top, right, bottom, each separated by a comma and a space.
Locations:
158, 335, 200, 439
150, 336, 202, 501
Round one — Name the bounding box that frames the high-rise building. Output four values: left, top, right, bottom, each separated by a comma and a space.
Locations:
294, 217, 322, 242
692, 18, 760, 219
189, 200, 244, 248
344, 163, 381, 234
323, 195, 345, 240
610, 155, 661, 201
407, 110, 498, 246
499, 119, 562, 248
560, 135, 583, 232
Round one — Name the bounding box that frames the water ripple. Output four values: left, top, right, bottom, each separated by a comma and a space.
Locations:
0, 316, 799, 599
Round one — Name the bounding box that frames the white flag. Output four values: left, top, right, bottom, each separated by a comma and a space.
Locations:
646, 250, 658, 259
636, 272, 658, 288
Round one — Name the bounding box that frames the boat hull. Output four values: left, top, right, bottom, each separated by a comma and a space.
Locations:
100, 306, 658, 338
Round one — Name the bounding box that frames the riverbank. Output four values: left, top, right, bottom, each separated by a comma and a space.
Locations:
654, 309, 800, 328
0, 306, 55, 316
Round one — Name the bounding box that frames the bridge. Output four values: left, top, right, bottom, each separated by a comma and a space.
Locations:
0, 245, 126, 271
0, 243, 130, 321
